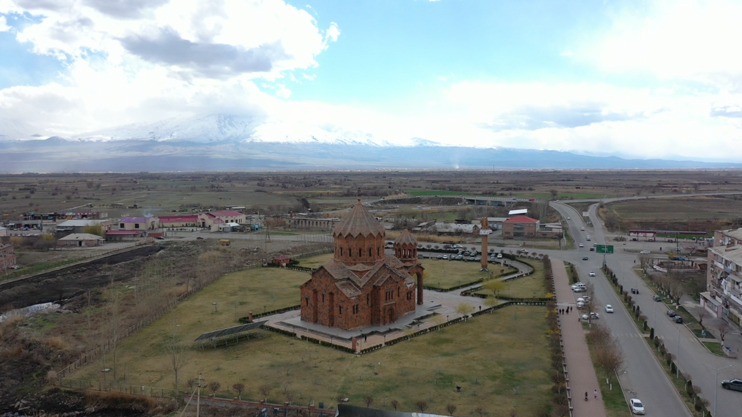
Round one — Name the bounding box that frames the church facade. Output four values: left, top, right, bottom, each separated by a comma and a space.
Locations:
300, 200, 424, 330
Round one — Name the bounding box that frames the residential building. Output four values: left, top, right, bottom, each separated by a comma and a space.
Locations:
57, 233, 105, 247
704, 228, 742, 325
502, 215, 540, 238
198, 210, 246, 231
119, 216, 156, 231
157, 215, 199, 228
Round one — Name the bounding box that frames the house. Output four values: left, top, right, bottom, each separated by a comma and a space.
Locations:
704, 228, 742, 325
300, 200, 424, 330
157, 215, 199, 228
198, 210, 247, 231
0, 226, 7, 237
105, 230, 145, 241
118, 216, 156, 231
57, 233, 105, 247
502, 215, 540, 238
56, 219, 112, 235
431, 223, 480, 235
289, 216, 340, 231
0, 243, 16, 270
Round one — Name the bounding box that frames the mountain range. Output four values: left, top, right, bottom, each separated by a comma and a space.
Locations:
1, 114, 740, 172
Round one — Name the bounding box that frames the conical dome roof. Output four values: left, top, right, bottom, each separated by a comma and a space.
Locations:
394, 229, 417, 245
333, 199, 385, 238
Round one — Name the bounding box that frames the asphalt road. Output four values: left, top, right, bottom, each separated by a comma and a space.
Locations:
574, 202, 742, 417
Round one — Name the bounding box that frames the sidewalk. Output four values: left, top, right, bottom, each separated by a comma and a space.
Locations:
552, 258, 607, 417
679, 294, 742, 359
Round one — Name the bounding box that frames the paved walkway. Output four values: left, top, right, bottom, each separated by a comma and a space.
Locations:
552, 258, 607, 417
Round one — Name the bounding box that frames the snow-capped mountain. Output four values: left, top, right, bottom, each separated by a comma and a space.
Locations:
70, 113, 431, 147
74, 114, 262, 143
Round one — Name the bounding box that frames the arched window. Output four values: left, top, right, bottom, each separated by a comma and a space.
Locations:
368, 248, 372, 257
359, 248, 362, 257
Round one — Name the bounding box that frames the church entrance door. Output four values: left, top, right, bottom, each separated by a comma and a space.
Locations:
386, 306, 395, 324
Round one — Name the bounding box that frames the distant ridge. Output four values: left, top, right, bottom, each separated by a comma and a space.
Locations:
0, 139, 740, 173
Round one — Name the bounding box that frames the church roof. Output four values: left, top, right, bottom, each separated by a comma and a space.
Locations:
333, 199, 385, 238
394, 229, 417, 245
319, 256, 414, 298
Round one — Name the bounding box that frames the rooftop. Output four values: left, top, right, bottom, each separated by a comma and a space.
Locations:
59, 233, 104, 241
504, 215, 539, 224
333, 199, 385, 238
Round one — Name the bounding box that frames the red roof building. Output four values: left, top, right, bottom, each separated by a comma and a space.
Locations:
502, 215, 540, 239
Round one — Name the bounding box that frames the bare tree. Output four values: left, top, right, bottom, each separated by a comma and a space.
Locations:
281, 380, 292, 396
446, 404, 457, 416
164, 337, 187, 390
259, 384, 271, 401
363, 396, 373, 407
208, 381, 221, 396
416, 401, 428, 413
596, 342, 625, 384
390, 400, 399, 410
718, 321, 729, 344
698, 310, 706, 328
232, 383, 245, 400
473, 406, 485, 417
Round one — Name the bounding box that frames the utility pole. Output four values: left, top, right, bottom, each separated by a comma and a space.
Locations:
196, 373, 202, 417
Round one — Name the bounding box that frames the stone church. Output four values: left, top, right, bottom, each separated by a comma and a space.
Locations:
300, 200, 424, 330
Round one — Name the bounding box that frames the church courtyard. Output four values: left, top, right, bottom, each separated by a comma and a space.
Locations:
67, 260, 553, 417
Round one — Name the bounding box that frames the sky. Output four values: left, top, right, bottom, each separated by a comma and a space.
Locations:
1, 0, 742, 162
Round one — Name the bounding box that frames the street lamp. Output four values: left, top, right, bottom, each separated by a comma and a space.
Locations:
714, 364, 733, 416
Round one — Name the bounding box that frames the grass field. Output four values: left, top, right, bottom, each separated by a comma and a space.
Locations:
472, 262, 546, 299
403, 190, 474, 196
70, 276, 553, 417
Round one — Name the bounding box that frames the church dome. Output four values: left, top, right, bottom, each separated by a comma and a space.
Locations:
394, 229, 417, 246
333, 199, 385, 238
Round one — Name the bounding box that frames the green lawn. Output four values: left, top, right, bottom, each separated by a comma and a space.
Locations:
703, 341, 725, 355
421, 258, 496, 290
70, 298, 553, 416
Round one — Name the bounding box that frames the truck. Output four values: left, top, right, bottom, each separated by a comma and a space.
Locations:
586, 235, 591, 241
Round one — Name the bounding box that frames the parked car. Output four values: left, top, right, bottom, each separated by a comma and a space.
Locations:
630, 398, 645, 415
666, 310, 677, 317
653, 295, 662, 302
576, 301, 585, 309
589, 271, 596, 277
640, 250, 651, 254
581, 312, 599, 320
605, 304, 614, 313
496, 253, 503, 259
673, 316, 683, 323
721, 379, 742, 392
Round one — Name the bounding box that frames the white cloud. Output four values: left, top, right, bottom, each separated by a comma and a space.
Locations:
0, 15, 10, 31
593, 0, 742, 88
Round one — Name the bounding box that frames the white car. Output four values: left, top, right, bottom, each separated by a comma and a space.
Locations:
629, 398, 645, 415
579, 243, 584, 248
581, 312, 599, 320
605, 304, 614, 313
567, 216, 571, 220
640, 250, 650, 254
589, 271, 596, 277
576, 301, 585, 309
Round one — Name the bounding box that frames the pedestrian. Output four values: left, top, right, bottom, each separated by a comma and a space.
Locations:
584, 392, 588, 401
594, 389, 598, 399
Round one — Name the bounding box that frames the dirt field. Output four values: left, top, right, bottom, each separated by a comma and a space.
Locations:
602, 196, 742, 232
